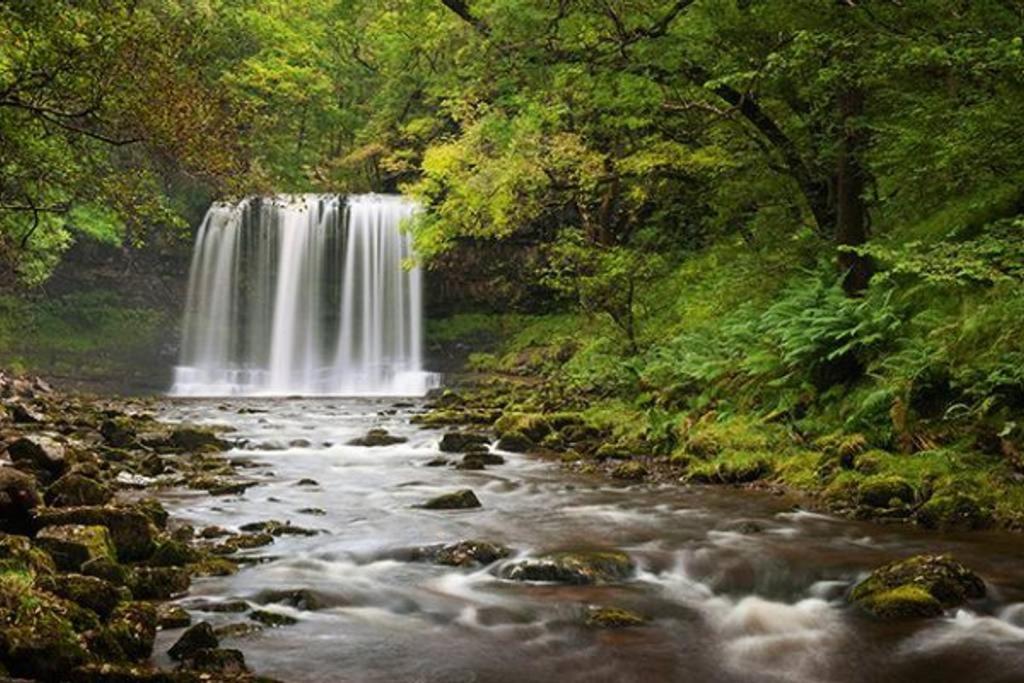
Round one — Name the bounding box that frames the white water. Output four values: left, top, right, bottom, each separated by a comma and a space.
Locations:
172, 194, 436, 396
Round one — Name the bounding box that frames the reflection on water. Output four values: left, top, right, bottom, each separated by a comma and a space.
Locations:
154, 399, 1024, 683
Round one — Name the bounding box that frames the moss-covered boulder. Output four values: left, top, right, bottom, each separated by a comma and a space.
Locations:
166, 425, 230, 453
584, 606, 647, 628
717, 459, 772, 484
414, 540, 512, 567
496, 431, 533, 453
438, 432, 490, 453
99, 417, 138, 448
35, 573, 126, 619
0, 534, 54, 576
346, 428, 408, 447
611, 462, 647, 481
419, 489, 481, 510
108, 601, 157, 661
149, 538, 198, 567
494, 413, 552, 442
7, 436, 68, 478
80, 557, 130, 586
915, 494, 993, 531
501, 550, 635, 585
850, 554, 986, 620
157, 604, 192, 629
0, 467, 41, 534
857, 476, 916, 509
45, 474, 113, 507
35, 524, 116, 571
129, 566, 190, 599
168, 622, 218, 661
35, 506, 157, 561
0, 571, 90, 680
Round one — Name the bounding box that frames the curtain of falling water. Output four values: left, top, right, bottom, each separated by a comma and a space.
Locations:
171, 194, 435, 396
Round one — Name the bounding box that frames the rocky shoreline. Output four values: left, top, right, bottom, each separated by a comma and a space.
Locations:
0, 373, 292, 682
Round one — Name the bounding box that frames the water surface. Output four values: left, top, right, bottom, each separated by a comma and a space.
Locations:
154, 399, 1024, 683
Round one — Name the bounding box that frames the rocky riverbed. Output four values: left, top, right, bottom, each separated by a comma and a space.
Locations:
2, 376, 1024, 682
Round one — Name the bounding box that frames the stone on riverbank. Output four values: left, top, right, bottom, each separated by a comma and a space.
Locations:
35, 505, 158, 561
496, 431, 533, 453
35, 572, 126, 619
494, 413, 552, 442
35, 524, 116, 571
850, 554, 986, 620
0, 467, 42, 534
612, 462, 647, 481
45, 473, 113, 507
168, 621, 219, 660
915, 493, 992, 531
857, 475, 916, 509
420, 489, 481, 510
501, 550, 634, 585
439, 431, 490, 453
7, 435, 67, 478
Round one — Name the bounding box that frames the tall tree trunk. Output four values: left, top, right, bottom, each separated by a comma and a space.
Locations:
835, 86, 872, 295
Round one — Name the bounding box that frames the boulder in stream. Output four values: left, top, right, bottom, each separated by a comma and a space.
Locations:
419, 489, 481, 510
168, 621, 219, 660
439, 431, 490, 453
347, 428, 408, 447
35, 524, 117, 571
7, 435, 68, 478
501, 550, 635, 585
850, 554, 986, 620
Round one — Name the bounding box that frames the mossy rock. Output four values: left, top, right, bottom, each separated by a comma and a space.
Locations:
187, 556, 239, 577
0, 468, 42, 534
494, 413, 552, 442
850, 554, 986, 620
0, 571, 90, 680
129, 566, 190, 600
35, 524, 117, 571
45, 474, 113, 507
414, 540, 512, 567
157, 604, 192, 629
611, 462, 647, 481
496, 431, 533, 453
108, 601, 158, 661
99, 417, 138, 448
0, 534, 54, 576
168, 622, 218, 661
717, 458, 772, 484
584, 606, 647, 628
915, 494, 993, 531
35, 573, 127, 619
438, 432, 490, 453
419, 489, 481, 510
35, 506, 157, 562
684, 433, 721, 459
855, 585, 944, 619
7, 436, 68, 478
166, 425, 230, 453
149, 538, 198, 567
501, 550, 634, 585
857, 475, 916, 508
347, 428, 408, 447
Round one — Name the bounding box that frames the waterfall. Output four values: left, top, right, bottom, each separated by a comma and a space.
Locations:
171, 194, 436, 396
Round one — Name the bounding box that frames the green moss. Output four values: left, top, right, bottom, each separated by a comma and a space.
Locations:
584, 606, 647, 628
494, 412, 552, 441
856, 584, 943, 619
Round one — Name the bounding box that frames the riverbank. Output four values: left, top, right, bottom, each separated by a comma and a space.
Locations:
424, 283, 1024, 534
0, 373, 288, 681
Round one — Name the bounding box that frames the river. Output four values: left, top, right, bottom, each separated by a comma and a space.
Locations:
151, 398, 1024, 683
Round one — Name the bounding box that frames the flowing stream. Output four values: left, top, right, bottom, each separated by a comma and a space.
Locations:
172, 194, 434, 397
153, 398, 1024, 683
